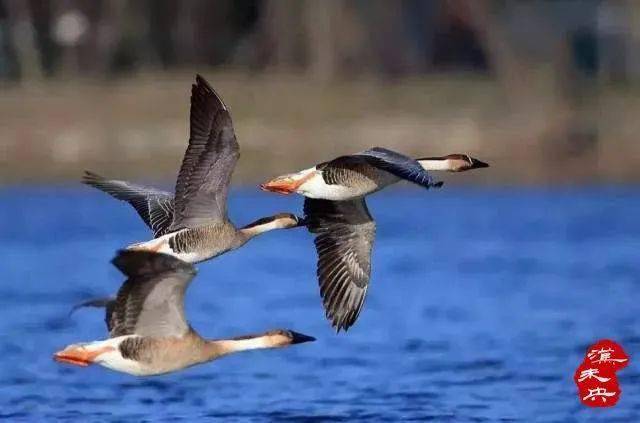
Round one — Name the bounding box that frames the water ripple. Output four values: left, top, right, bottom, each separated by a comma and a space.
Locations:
2, 187, 640, 420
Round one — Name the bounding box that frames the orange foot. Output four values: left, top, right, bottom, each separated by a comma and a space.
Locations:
53, 345, 115, 367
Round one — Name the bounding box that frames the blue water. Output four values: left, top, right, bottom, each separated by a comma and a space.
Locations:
1, 186, 640, 421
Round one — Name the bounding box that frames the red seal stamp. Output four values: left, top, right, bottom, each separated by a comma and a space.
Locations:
574, 339, 629, 407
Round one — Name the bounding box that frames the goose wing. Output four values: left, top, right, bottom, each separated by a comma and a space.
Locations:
356, 147, 443, 189
108, 250, 196, 338
304, 198, 375, 332
168, 75, 240, 232
69, 296, 116, 332
83, 171, 174, 237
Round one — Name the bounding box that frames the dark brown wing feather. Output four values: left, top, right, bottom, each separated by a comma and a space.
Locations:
304, 198, 375, 332
168, 75, 240, 232
108, 250, 196, 338
317, 156, 378, 187
68, 296, 117, 332
82, 171, 175, 237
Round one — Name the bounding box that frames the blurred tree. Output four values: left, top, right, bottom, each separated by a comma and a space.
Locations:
262, 0, 304, 71
0, 0, 20, 80
148, 0, 177, 68
28, 0, 57, 77
433, 0, 487, 71
402, 0, 438, 73
304, 0, 338, 80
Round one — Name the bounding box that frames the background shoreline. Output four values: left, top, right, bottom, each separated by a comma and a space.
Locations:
3, 71, 639, 186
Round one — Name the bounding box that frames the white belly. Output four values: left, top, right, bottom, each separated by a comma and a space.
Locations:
126, 230, 206, 264
127, 232, 175, 254
298, 170, 399, 200
97, 337, 151, 376
70, 336, 151, 376
298, 172, 363, 200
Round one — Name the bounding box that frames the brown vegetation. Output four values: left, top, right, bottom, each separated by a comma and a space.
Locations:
1, 71, 639, 186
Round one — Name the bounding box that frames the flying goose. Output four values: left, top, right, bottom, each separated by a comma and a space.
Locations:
83, 75, 300, 263
260, 147, 488, 199
54, 250, 315, 376
262, 148, 490, 331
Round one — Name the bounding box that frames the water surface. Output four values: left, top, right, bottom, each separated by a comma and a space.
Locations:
1, 186, 639, 421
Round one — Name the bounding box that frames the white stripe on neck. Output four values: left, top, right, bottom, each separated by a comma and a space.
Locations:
224, 336, 271, 352
417, 159, 452, 171
242, 219, 283, 238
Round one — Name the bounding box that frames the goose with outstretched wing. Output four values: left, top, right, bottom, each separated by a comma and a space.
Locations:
260, 147, 488, 199
262, 147, 490, 331
83, 75, 301, 263
55, 250, 315, 376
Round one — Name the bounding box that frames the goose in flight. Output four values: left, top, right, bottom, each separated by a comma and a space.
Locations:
54, 250, 315, 376
83, 75, 300, 263
260, 147, 488, 199
261, 148, 489, 331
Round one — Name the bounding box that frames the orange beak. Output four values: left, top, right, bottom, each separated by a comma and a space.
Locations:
260, 173, 306, 195
53, 345, 114, 367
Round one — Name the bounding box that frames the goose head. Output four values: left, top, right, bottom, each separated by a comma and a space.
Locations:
239, 213, 303, 239
270, 213, 303, 229
264, 330, 316, 347
417, 154, 489, 172
243, 213, 302, 230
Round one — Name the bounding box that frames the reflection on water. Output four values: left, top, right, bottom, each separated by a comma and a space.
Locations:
1, 186, 639, 421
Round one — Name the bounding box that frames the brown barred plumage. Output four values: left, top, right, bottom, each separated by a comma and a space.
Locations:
319, 157, 396, 193
168, 223, 239, 256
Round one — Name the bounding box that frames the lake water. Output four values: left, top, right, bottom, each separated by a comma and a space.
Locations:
1, 186, 639, 421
